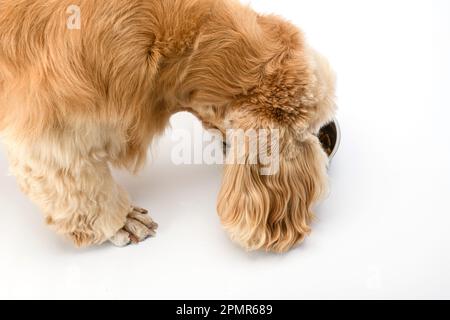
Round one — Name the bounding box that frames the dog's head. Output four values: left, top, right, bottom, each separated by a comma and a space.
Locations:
217, 47, 336, 252
180, 8, 336, 252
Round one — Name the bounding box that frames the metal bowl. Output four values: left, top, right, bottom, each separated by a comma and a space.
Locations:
318, 118, 341, 162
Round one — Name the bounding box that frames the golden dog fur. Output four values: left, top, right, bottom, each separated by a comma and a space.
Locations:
0, 0, 336, 252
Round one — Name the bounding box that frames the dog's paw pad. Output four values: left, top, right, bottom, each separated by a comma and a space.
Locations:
109, 206, 158, 247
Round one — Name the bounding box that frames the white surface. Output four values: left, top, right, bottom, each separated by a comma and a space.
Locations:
1, 0, 449, 300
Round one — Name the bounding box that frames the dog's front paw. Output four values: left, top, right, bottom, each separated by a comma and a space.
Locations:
109, 206, 158, 247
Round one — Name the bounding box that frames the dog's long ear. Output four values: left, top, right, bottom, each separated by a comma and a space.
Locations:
217, 125, 328, 253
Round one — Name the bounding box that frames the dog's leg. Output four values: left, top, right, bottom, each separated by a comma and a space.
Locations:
5, 139, 157, 248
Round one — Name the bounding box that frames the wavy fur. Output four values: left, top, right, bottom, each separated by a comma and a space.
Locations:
0, 0, 335, 251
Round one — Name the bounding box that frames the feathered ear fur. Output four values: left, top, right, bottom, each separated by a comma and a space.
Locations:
217, 122, 329, 253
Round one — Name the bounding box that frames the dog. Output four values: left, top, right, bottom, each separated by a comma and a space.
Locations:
0, 0, 336, 252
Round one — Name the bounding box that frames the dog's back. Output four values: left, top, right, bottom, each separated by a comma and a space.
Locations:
0, 0, 214, 138
0, 0, 158, 146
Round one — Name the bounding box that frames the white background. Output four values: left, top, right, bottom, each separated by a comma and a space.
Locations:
0, 0, 449, 299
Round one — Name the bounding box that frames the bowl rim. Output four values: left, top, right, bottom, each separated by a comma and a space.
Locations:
328, 118, 341, 161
